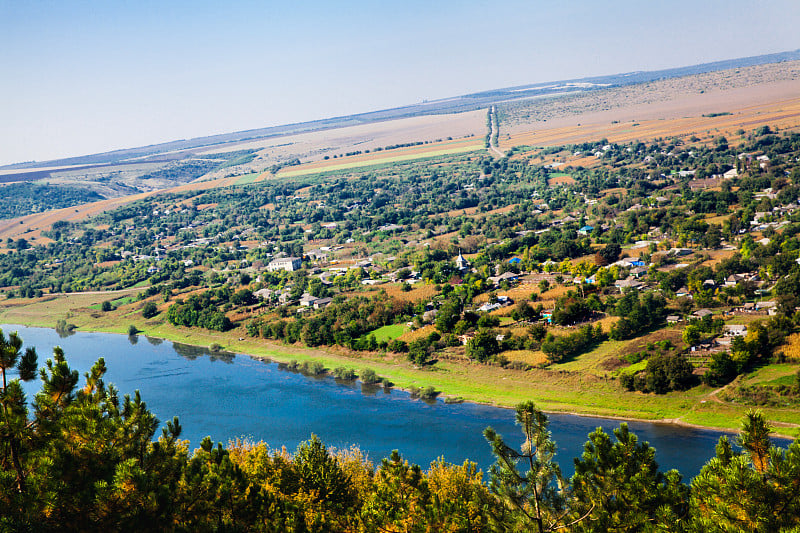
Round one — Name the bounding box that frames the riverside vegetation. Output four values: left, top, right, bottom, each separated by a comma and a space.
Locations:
2, 124, 800, 432
2, 331, 799, 532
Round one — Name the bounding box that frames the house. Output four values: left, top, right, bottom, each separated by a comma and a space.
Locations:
756, 301, 777, 315
267, 257, 302, 272
613, 257, 647, 268
723, 324, 747, 337
458, 332, 476, 345
693, 309, 714, 318
666, 315, 682, 324
478, 302, 502, 313
489, 272, 519, 285
630, 266, 648, 278
676, 287, 692, 298
423, 309, 438, 322
299, 293, 318, 307
306, 249, 329, 262
578, 225, 594, 236
614, 278, 644, 291
725, 274, 747, 287
278, 292, 293, 305
497, 295, 513, 306
313, 297, 333, 310
254, 288, 273, 301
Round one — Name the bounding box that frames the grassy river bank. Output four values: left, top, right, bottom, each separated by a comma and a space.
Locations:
1, 290, 798, 438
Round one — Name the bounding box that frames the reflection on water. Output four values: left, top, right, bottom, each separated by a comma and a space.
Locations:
56, 327, 76, 339
146, 336, 163, 346
172, 341, 235, 363
360, 383, 382, 396
128, 334, 139, 345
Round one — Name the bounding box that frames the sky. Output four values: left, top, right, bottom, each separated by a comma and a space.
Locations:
1, 0, 798, 166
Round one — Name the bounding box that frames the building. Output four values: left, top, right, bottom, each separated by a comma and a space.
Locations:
455, 250, 470, 271
723, 324, 747, 337
267, 257, 302, 272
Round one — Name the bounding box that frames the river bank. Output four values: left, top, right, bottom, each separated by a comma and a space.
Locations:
1, 292, 799, 439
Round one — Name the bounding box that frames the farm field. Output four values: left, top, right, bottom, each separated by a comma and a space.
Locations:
502, 70, 800, 151
277, 138, 483, 177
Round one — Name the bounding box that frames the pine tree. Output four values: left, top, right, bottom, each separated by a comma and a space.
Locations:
0, 330, 37, 504
483, 401, 590, 532
570, 423, 689, 532
690, 410, 800, 532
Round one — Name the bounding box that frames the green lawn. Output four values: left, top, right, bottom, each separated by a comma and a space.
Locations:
364, 323, 408, 343
88, 295, 138, 310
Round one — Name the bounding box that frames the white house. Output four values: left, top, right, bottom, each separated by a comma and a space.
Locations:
267, 257, 302, 272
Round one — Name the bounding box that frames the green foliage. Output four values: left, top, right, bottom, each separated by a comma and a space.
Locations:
0, 183, 102, 220
623, 353, 695, 394
690, 412, 800, 532
333, 367, 357, 380
609, 291, 667, 340
166, 292, 232, 331
541, 324, 605, 364
483, 401, 573, 532
703, 351, 738, 386
359, 368, 381, 385
141, 301, 159, 318
250, 292, 412, 349
570, 424, 688, 532
466, 329, 501, 362
409, 385, 439, 400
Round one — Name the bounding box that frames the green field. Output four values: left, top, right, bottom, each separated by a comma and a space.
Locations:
363, 323, 408, 343
88, 295, 138, 310
234, 173, 262, 185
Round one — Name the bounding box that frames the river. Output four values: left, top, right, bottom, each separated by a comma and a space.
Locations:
3, 324, 780, 479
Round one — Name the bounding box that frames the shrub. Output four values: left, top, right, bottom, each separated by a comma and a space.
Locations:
333, 367, 357, 380
360, 368, 380, 384
142, 301, 159, 319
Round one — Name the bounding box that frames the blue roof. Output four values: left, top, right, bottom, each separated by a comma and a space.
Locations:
579, 225, 594, 231
509, 257, 521, 263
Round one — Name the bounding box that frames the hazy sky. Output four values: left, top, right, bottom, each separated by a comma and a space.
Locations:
1, 0, 798, 166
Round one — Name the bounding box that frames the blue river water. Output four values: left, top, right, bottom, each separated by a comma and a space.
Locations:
3, 323, 787, 479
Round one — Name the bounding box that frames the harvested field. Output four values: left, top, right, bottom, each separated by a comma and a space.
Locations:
547, 174, 576, 186
502, 75, 800, 151
277, 139, 482, 177
780, 333, 800, 361
380, 283, 439, 304
503, 350, 548, 366
398, 324, 436, 343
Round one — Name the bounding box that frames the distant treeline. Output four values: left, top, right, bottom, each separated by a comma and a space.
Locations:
0, 183, 102, 220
